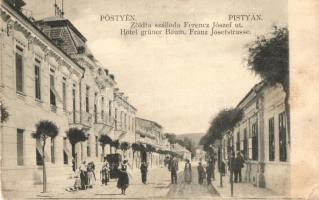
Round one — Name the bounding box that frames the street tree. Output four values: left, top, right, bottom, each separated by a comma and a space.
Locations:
32, 120, 59, 193
246, 26, 289, 140
131, 143, 141, 169
120, 141, 130, 157
146, 144, 156, 166
111, 140, 120, 153
164, 133, 177, 144
200, 108, 243, 151
98, 134, 112, 159
66, 127, 88, 170
0, 102, 10, 123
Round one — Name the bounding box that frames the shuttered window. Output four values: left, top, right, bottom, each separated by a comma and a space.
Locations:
35, 59, 41, 99
279, 112, 287, 161
17, 129, 24, 166
251, 123, 258, 161
16, 46, 24, 93
269, 118, 275, 161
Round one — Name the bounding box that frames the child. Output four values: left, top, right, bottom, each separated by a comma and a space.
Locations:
73, 168, 81, 190
100, 161, 110, 185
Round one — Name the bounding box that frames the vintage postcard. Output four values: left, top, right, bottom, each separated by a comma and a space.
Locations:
1, 0, 318, 199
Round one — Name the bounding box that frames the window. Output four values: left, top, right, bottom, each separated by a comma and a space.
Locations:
16, 46, 24, 93
121, 111, 123, 129
115, 108, 118, 129
236, 132, 240, 151
251, 122, 258, 161
94, 92, 98, 122
94, 104, 97, 123
17, 129, 24, 166
101, 97, 105, 120
87, 139, 91, 157
279, 112, 287, 161
72, 84, 76, 122
95, 136, 98, 157
51, 138, 55, 163
36, 138, 43, 166
35, 59, 41, 99
62, 77, 67, 111
108, 101, 112, 121
50, 70, 56, 106
63, 137, 68, 164
269, 118, 275, 161
124, 113, 127, 130
243, 128, 248, 159
85, 86, 90, 112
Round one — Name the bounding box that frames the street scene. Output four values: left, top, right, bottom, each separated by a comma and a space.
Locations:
0, 0, 293, 199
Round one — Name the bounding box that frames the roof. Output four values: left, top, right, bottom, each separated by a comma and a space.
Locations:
2, 1, 84, 73
235, 81, 265, 109
36, 17, 87, 42
135, 117, 163, 129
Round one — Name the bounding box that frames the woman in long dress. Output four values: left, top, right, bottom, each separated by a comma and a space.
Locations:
87, 162, 96, 188
117, 160, 130, 195
184, 159, 192, 184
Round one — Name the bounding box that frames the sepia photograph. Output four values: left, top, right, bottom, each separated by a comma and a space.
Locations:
0, 0, 318, 199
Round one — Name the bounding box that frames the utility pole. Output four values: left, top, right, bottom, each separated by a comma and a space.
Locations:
230, 153, 234, 197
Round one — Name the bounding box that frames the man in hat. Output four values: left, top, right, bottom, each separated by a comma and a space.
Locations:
169, 156, 179, 184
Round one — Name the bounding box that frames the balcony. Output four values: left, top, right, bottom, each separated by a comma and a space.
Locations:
93, 113, 115, 135
68, 111, 92, 128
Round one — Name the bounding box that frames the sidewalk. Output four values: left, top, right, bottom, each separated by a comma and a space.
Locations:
1, 166, 172, 200
211, 172, 289, 199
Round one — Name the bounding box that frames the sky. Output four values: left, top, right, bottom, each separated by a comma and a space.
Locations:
24, 0, 287, 134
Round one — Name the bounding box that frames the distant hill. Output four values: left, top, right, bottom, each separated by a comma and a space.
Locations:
176, 133, 205, 147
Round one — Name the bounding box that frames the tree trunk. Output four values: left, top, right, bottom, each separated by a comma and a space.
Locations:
102, 145, 105, 161
42, 140, 47, 193
132, 151, 135, 170
110, 145, 112, 154
71, 143, 76, 171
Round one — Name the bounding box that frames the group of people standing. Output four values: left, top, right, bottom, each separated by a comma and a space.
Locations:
197, 157, 215, 185
167, 155, 217, 185
72, 160, 96, 190
229, 152, 245, 183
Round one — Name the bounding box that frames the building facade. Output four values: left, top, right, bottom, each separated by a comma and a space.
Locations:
0, 2, 84, 189
135, 117, 166, 167
221, 82, 290, 194
0, 1, 138, 189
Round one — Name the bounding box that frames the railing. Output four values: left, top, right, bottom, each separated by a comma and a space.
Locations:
68, 111, 92, 127
94, 112, 114, 127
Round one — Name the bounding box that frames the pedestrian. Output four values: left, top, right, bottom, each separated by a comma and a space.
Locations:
206, 158, 213, 185
184, 159, 192, 184
79, 160, 87, 190
197, 162, 206, 185
73, 168, 81, 190
100, 161, 109, 185
234, 152, 244, 183
212, 156, 216, 180
117, 160, 130, 195
169, 156, 179, 184
140, 161, 148, 184
228, 153, 236, 183
87, 161, 96, 188
167, 156, 172, 171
